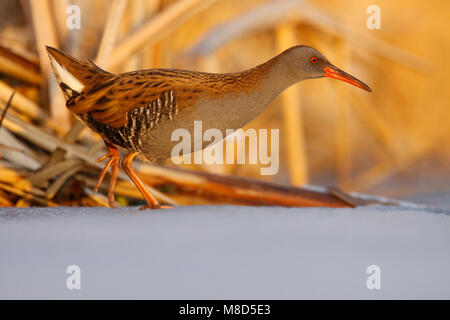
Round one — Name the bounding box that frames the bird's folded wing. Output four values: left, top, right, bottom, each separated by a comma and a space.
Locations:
67, 74, 190, 128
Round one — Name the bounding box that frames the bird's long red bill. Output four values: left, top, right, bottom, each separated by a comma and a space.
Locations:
324, 66, 372, 92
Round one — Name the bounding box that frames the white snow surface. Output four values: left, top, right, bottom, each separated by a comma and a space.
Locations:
0, 205, 449, 299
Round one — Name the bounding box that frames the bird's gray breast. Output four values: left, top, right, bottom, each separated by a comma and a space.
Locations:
141, 90, 272, 161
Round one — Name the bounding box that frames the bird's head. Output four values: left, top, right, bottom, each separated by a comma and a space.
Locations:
282, 45, 372, 92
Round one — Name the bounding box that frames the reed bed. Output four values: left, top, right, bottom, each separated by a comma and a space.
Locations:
0, 0, 447, 208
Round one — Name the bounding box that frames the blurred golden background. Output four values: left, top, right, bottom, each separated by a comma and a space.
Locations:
0, 0, 449, 207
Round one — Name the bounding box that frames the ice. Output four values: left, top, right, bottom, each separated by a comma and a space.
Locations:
0, 205, 449, 299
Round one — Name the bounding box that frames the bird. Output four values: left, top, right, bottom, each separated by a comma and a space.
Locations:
46, 45, 371, 209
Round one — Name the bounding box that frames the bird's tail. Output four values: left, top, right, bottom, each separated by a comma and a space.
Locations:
46, 46, 113, 100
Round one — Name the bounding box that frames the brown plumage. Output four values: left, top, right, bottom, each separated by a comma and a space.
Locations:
46, 45, 371, 209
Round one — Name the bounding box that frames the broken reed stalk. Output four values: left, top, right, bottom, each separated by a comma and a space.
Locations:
0, 90, 14, 129
137, 164, 354, 208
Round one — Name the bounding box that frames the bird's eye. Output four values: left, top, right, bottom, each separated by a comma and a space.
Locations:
310, 56, 318, 63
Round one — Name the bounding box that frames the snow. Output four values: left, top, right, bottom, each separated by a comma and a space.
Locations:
0, 205, 449, 299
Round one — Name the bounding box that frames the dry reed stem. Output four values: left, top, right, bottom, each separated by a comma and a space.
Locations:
0, 89, 14, 128
50, 0, 69, 45
29, 158, 81, 186
95, 0, 128, 68
276, 23, 308, 186
0, 80, 46, 121
0, 144, 41, 171
140, 0, 161, 69
15, 199, 31, 207
0, 108, 63, 151
121, 0, 147, 70
0, 166, 27, 185
46, 163, 83, 199
0, 182, 57, 207
0, 189, 12, 206
82, 187, 110, 207
109, 0, 218, 69
28, 0, 58, 77
334, 41, 353, 186
0, 40, 40, 65
28, 0, 66, 125
0, 166, 46, 197
0, 92, 41, 171
44, 120, 85, 167
0, 52, 41, 85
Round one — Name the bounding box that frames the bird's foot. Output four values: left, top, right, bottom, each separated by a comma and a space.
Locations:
94, 145, 121, 208
121, 151, 173, 211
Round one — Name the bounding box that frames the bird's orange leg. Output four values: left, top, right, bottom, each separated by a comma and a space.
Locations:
94, 143, 121, 208
121, 151, 172, 210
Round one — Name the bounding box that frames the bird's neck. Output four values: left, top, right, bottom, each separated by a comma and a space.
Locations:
260, 51, 304, 95
203, 52, 304, 130
230, 51, 304, 110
